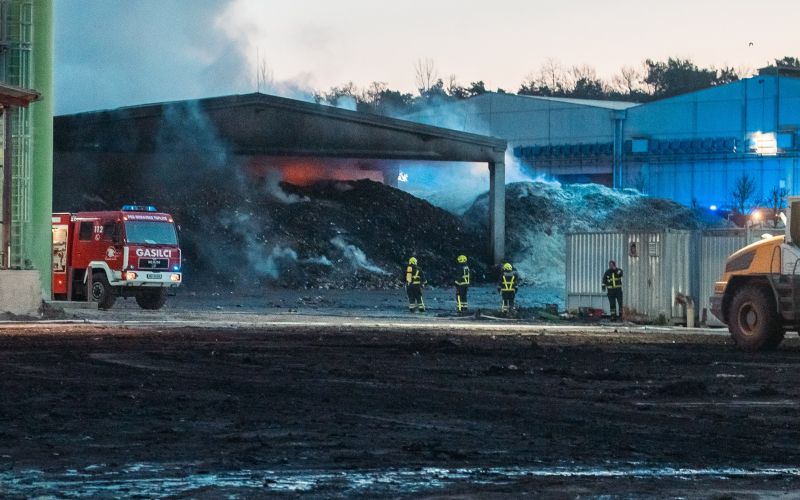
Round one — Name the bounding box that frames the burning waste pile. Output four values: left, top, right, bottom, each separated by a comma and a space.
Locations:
195, 178, 490, 289
464, 180, 726, 287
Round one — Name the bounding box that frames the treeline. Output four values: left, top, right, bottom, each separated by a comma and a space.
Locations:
313, 56, 799, 116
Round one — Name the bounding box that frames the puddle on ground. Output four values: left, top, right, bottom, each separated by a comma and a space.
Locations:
2, 463, 800, 497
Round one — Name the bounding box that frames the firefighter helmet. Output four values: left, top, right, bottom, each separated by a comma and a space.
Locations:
408, 257, 417, 265
503, 262, 513, 271
457, 254, 467, 264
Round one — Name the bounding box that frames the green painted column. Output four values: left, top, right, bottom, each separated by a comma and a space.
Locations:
30, 0, 54, 296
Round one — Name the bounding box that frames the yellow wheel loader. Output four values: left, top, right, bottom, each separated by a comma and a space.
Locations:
711, 198, 800, 351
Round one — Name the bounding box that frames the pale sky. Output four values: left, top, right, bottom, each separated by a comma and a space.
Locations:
55, 0, 799, 114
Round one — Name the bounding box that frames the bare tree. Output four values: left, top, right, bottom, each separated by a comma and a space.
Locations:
612, 65, 642, 95
255, 48, 274, 93
538, 57, 569, 92
414, 58, 439, 95
766, 185, 790, 227
731, 173, 758, 214
569, 64, 597, 82
362, 81, 387, 104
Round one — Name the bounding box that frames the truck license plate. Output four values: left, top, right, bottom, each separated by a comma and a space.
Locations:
146, 273, 162, 279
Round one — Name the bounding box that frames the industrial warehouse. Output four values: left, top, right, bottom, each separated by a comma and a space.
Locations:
407, 68, 800, 209
3, 0, 800, 496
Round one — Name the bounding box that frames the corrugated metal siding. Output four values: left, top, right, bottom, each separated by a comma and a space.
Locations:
566, 232, 625, 311
568, 228, 790, 323
664, 231, 698, 318
567, 230, 698, 321
699, 230, 746, 325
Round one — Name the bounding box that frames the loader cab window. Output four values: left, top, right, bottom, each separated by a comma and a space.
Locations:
792, 201, 800, 246
79, 222, 93, 241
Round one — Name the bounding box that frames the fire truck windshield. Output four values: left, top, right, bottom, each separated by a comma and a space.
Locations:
124, 221, 178, 245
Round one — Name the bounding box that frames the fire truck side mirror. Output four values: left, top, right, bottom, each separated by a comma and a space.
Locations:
112, 223, 122, 245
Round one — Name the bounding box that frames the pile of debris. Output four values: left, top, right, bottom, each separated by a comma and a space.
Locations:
56, 161, 725, 291
463, 181, 727, 286
62, 176, 489, 290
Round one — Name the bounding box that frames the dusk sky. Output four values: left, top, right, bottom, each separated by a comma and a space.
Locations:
55, 0, 798, 114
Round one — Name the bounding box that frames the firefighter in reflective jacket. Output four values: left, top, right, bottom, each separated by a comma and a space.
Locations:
498, 262, 519, 313
602, 260, 624, 319
454, 254, 471, 314
405, 257, 425, 312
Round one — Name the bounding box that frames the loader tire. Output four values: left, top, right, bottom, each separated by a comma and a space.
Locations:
728, 285, 781, 352
136, 289, 166, 310
91, 271, 116, 310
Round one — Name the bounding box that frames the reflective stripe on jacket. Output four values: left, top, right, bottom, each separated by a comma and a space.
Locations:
500, 271, 518, 292
455, 265, 470, 286
602, 268, 623, 289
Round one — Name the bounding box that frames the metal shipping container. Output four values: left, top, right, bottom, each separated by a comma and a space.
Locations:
568, 228, 783, 325
697, 227, 783, 325
566, 230, 697, 322
698, 229, 746, 326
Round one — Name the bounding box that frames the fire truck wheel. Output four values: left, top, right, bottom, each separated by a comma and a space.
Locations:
91, 271, 116, 310
728, 285, 781, 352
136, 289, 167, 310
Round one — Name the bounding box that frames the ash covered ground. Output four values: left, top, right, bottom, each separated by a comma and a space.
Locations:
3, 321, 800, 497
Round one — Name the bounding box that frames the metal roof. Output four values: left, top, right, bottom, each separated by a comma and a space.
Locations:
506, 94, 640, 110
56, 93, 507, 163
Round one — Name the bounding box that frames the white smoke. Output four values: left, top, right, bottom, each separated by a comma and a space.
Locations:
255, 246, 299, 279
396, 97, 562, 214
332, 95, 358, 111
331, 236, 389, 275
302, 255, 332, 266
263, 170, 310, 204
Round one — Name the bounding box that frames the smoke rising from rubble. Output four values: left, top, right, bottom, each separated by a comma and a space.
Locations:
397, 101, 549, 214
263, 171, 311, 204
331, 237, 389, 275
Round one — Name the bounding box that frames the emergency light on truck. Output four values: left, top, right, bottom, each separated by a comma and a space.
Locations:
122, 205, 158, 212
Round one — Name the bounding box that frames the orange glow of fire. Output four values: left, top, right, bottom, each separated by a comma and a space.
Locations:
247, 156, 388, 186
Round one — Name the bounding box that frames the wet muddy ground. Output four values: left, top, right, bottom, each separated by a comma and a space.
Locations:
2, 321, 800, 497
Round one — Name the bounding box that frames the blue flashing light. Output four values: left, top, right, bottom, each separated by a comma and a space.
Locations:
122, 205, 157, 212
710, 205, 718, 211
172, 265, 181, 272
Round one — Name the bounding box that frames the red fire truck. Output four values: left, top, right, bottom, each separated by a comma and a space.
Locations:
52, 205, 182, 310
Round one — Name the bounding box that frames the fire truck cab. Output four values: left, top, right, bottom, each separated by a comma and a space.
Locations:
52, 205, 182, 310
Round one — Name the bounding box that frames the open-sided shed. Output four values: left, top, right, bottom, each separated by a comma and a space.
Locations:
55, 93, 509, 262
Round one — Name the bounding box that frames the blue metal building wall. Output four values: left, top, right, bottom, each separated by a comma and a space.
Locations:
623, 75, 800, 208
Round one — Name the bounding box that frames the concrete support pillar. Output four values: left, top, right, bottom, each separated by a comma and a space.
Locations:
488, 161, 505, 264
383, 164, 400, 188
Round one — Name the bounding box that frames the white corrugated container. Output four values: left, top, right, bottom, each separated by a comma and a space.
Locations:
566, 230, 696, 322
565, 232, 625, 311
698, 229, 747, 326
697, 227, 782, 325
568, 228, 784, 324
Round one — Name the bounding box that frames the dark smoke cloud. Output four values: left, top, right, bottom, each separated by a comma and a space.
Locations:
55, 0, 250, 114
